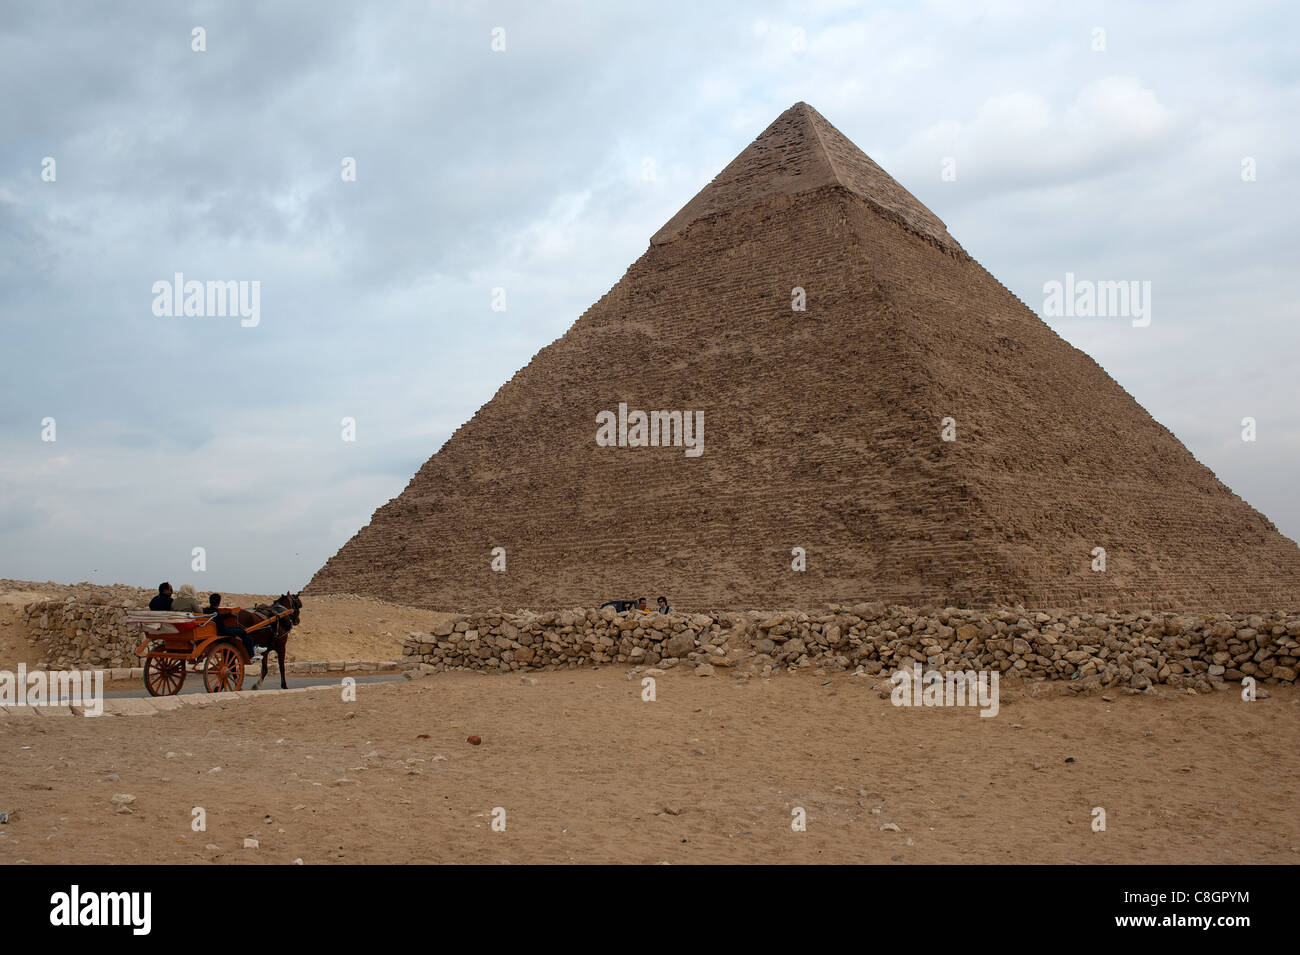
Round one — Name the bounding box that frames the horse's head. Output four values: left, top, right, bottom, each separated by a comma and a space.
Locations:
278, 591, 302, 626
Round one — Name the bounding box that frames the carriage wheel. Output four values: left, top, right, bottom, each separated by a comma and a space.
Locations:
203, 642, 245, 693
144, 655, 187, 696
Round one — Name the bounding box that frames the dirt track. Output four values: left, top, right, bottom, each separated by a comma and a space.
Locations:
2, 669, 1296, 864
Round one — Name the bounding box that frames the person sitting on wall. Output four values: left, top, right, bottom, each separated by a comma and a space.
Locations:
171, 584, 203, 613
207, 592, 262, 662
657, 596, 673, 614
149, 582, 173, 611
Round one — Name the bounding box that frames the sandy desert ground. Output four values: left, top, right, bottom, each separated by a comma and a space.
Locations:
2, 664, 1296, 864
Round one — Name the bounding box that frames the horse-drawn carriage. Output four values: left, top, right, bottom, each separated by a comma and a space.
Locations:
127, 593, 301, 696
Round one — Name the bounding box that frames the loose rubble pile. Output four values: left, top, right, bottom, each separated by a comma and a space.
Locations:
403, 604, 1300, 689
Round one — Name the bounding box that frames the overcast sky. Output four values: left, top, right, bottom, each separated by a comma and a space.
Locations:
2, 0, 1296, 593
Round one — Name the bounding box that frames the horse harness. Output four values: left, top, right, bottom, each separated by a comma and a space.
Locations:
252, 603, 291, 640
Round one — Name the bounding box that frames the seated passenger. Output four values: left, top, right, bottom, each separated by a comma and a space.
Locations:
657, 596, 673, 614
171, 584, 203, 613
149, 582, 173, 611
207, 592, 262, 662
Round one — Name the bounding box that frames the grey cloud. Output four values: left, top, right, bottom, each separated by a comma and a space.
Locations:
2, 0, 1297, 590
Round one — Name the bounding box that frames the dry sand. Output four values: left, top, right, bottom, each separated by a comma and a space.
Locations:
0, 591, 50, 670
2, 668, 1296, 864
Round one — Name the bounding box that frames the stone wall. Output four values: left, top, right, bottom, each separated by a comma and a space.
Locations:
20, 594, 1300, 690
20, 597, 141, 670
403, 604, 1300, 689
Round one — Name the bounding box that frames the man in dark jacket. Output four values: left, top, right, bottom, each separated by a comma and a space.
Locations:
149, 582, 173, 611
207, 593, 261, 662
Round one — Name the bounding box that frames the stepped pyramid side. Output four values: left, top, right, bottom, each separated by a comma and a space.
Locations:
307, 104, 1300, 611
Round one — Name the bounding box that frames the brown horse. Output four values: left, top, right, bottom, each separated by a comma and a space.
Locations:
231, 592, 302, 690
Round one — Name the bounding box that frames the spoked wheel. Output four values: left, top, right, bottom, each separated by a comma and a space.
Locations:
203, 642, 245, 693
144, 655, 187, 696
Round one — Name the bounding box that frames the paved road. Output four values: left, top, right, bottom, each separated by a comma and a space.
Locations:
103, 673, 405, 700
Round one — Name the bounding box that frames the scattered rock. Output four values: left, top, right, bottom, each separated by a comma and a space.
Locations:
663, 633, 695, 658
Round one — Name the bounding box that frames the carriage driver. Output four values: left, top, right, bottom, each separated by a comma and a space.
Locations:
207, 593, 264, 663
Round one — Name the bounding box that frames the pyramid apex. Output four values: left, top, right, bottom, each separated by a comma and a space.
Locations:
651, 103, 961, 252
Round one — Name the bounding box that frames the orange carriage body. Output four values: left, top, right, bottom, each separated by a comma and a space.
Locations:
134, 612, 248, 663
128, 606, 292, 696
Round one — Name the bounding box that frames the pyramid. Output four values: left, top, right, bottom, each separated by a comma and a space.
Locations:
307, 103, 1300, 611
